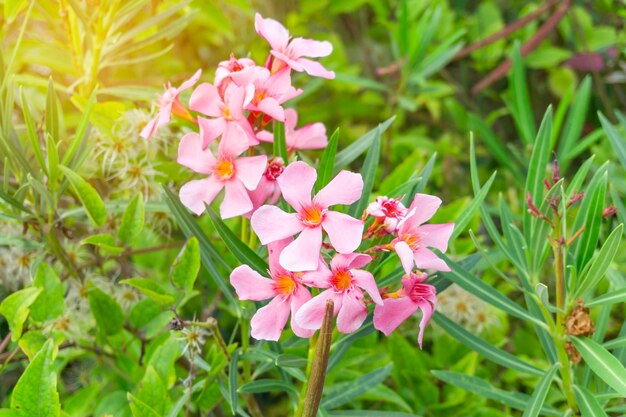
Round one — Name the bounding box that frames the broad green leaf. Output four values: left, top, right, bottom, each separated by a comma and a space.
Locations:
570, 336, 626, 397
11, 340, 60, 417
120, 278, 174, 306
521, 363, 559, 417
575, 224, 623, 298
17, 330, 47, 361
161, 186, 237, 307
208, 208, 267, 274
509, 45, 535, 146
0, 287, 42, 341
316, 128, 339, 192
433, 312, 543, 376
599, 111, 626, 169
575, 173, 607, 272
437, 252, 546, 328
127, 393, 160, 417
573, 385, 609, 417
30, 263, 64, 322
273, 121, 288, 164
238, 379, 298, 396
0, 409, 22, 417
148, 336, 181, 389
432, 371, 560, 416
334, 116, 395, 172
587, 287, 626, 308
137, 366, 169, 416
118, 193, 145, 244
87, 284, 125, 335
229, 348, 239, 415
81, 233, 124, 254
60, 165, 106, 227
170, 237, 200, 292
321, 364, 392, 409
349, 131, 380, 217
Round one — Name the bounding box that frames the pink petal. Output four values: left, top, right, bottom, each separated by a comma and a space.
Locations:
296, 58, 335, 79
177, 132, 216, 174
394, 240, 416, 274
140, 116, 159, 140
322, 211, 363, 254
288, 123, 327, 150
314, 170, 363, 208
373, 297, 419, 336
284, 108, 298, 130
336, 293, 367, 333
256, 97, 285, 121
330, 253, 371, 271
224, 84, 249, 120
417, 301, 434, 349
220, 180, 253, 219
250, 296, 291, 341
230, 265, 277, 301
235, 155, 267, 190
177, 69, 202, 92
179, 177, 224, 215
198, 116, 225, 147
279, 226, 323, 272
218, 123, 250, 159
189, 83, 222, 117
351, 269, 383, 305
301, 261, 332, 288
268, 237, 293, 278
295, 289, 341, 330
401, 194, 442, 231
272, 51, 305, 72
290, 286, 315, 338
256, 130, 274, 143
417, 223, 455, 252
255, 13, 290, 52
251, 205, 304, 244
289, 38, 333, 58
247, 176, 279, 212
276, 161, 316, 211
413, 248, 451, 272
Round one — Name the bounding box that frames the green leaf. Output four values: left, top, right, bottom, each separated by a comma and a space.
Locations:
148, 336, 181, 389
18, 331, 47, 361
509, 44, 536, 146
170, 237, 200, 292
20, 88, 46, 175
137, 366, 169, 416
11, 340, 60, 416
238, 379, 298, 396
81, 233, 124, 254
329, 412, 419, 417
46, 134, 59, 190
45, 77, 59, 142
207, 208, 267, 274
587, 287, 626, 308
437, 252, 546, 328
273, 121, 288, 164
120, 278, 174, 306
316, 128, 339, 192
450, 169, 496, 242
30, 263, 64, 322
574, 385, 609, 417
468, 114, 519, 180
0, 287, 42, 341
127, 393, 160, 417
349, 131, 380, 217
570, 337, 626, 397
334, 116, 395, 172
229, 349, 239, 415
521, 363, 559, 417
575, 224, 623, 298
87, 284, 125, 335
321, 364, 392, 409
575, 173, 608, 272
432, 371, 560, 416
59, 165, 106, 227
275, 354, 307, 368
433, 312, 543, 376
118, 193, 145, 244
599, 111, 626, 169
63, 88, 96, 168
558, 77, 591, 163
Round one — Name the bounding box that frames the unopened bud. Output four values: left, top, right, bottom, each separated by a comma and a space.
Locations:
551, 159, 561, 185
602, 205, 617, 219
568, 191, 584, 207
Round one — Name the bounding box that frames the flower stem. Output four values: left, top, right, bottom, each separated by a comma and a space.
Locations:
295, 331, 318, 416
299, 300, 334, 417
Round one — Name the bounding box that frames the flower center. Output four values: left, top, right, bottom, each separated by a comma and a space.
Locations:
215, 160, 235, 180
331, 270, 352, 291
400, 234, 420, 250
300, 206, 324, 227
253, 89, 266, 105
275, 275, 296, 295
223, 106, 233, 121
264, 157, 285, 181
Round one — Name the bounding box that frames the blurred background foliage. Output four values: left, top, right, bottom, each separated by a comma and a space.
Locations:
1, 0, 625, 416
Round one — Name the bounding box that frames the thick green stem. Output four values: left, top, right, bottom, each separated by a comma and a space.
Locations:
300, 300, 334, 417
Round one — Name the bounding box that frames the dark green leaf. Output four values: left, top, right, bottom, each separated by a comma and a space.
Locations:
316, 128, 339, 192
87, 284, 125, 335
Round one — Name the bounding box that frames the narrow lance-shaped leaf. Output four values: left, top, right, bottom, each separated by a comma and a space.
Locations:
573, 385, 609, 417
510, 44, 536, 146
599, 111, 626, 169
334, 116, 395, 172
46, 77, 59, 142
229, 349, 240, 416
450, 170, 496, 242
575, 172, 607, 272
586, 287, 626, 308
321, 365, 392, 409
315, 128, 339, 192
273, 121, 288, 164
349, 131, 380, 217
20, 87, 46, 175
558, 76, 591, 165
522, 363, 559, 417
570, 336, 626, 397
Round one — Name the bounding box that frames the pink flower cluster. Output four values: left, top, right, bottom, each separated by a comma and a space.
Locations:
144, 14, 454, 347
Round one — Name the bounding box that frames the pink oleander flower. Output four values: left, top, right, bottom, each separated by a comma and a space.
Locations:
251, 161, 364, 272
189, 82, 257, 146
246, 157, 284, 216
230, 238, 314, 341
231, 67, 302, 122
365, 196, 408, 236
177, 122, 266, 218
141, 69, 202, 140
257, 108, 328, 151
214, 54, 256, 89
391, 193, 454, 273
255, 13, 335, 79
373, 272, 437, 348
295, 253, 383, 333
